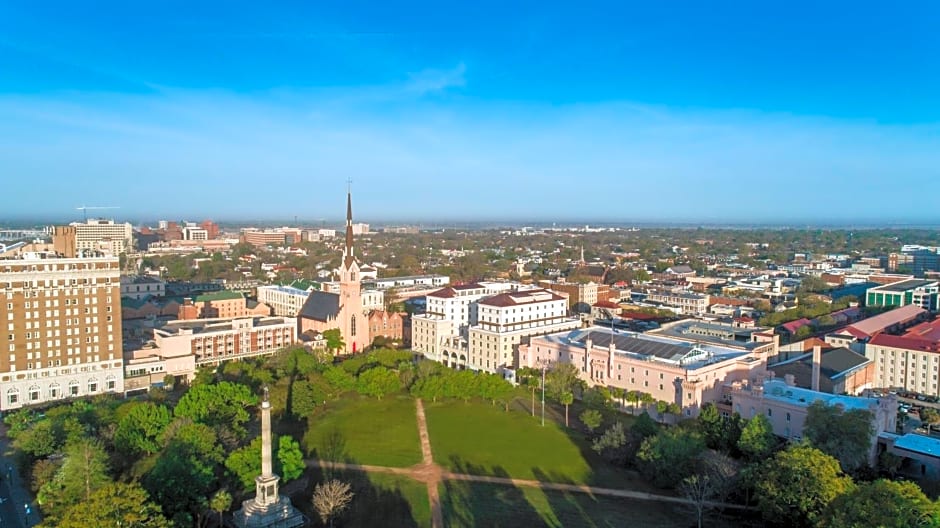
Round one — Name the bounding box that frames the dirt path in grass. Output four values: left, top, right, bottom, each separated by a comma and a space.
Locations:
414, 399, 445, 528
304, 459, 753, 513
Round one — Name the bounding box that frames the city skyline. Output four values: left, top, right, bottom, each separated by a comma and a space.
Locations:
2, 2, 939, 222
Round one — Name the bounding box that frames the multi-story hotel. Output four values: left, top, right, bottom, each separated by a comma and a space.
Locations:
53, 219, 134, 257
0, 252, 124, 410
412, 281, 537, 363
466, 289, 580, 373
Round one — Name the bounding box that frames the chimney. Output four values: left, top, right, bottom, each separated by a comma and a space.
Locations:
811, 345, 822, 392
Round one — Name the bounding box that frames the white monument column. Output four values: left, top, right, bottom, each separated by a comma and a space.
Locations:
254, 386, 280, 508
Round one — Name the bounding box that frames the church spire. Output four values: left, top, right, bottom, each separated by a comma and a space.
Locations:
344, 187, 355, 268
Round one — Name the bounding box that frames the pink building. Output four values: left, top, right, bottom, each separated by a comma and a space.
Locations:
730, 377, 897, 465
519, 327, 770, 418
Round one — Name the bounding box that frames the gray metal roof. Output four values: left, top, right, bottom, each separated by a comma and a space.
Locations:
298, 290, 340, 322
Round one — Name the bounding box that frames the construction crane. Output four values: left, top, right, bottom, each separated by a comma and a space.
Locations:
76, 205, 120, 221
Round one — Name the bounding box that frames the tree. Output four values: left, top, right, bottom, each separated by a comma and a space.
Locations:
145, 436, 217, 524
592, 421, 627, 464
225, 437, 264, 491
545, 363, 581, 400
323, 366, 357, 394
57, 482, 171, 528
356, 366, 402, 399
174, 381, 257, 437
680, 474, 714, 528
290, 379, 325, 419
680, 453, 740, 528
755, 445, 854, 528
226, 435, 303, 491
803, 401, 874, 473
312, 479, 354, 528
13, 419, 60, 458
625, 390, 643, 415
655, 400, 669, 423
738, 414, 777, 462
115, 402, 172, 456
580, 409, 603, 434
57, 439, 111, 505
277, 435, 305, 481
698, 403, 724, 449
323, 328, 345, 353
819, 479, 940, 528
923, 408, 940, 437
560, 391, 574, 427
209, 489, 232, 528
636, 428, 706, 488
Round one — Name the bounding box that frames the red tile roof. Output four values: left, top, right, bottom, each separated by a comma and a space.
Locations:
479, 289, 565, 307
870, 333, 940, 352
781, 318, 812, 334
902, 320, 940, 343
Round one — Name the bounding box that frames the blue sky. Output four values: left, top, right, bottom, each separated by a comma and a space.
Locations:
1, 1, 938, 224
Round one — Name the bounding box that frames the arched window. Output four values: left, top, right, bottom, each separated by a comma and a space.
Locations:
105, 375, 116, 391
88, 378, 98, 393
28, 385, 40, 402
7, 388, 19, 406
350, 315, 356, 337
49, 383, 61, 399
69, 380, 80, 396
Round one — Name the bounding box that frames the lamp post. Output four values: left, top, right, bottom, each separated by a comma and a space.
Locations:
541, 364, 546, 427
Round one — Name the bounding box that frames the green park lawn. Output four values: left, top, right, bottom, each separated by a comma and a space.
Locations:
303, 394, 423, 467
343, 472, 431, 528
426, 399, 638, 488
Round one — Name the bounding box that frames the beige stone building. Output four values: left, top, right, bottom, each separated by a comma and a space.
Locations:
0, 253, 124, 410
53, 219, 134, 257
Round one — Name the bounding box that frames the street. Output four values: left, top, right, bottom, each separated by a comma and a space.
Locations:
0, 423, 39, 528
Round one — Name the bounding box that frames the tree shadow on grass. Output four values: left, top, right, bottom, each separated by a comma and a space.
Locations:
300, 459, 421, 528
443, 456, 554, 527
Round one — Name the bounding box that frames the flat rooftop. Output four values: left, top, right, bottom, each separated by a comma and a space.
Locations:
874, 279, 937, 292
259, 285, 310, 296
157, 316, 292, 335
880, 432, 940, 458
653, 320, 768, 351
537, 327, 753, 370
760, 379, 880, 412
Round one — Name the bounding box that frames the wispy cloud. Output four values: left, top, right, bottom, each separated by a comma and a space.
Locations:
405, 63, 466, 95
0, 87, 938, 222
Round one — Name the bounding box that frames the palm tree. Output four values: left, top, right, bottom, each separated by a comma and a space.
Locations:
655, 400, 669, 424
209, 489, 232, 528
640, 392, 655, 415
560, 391, 574, 427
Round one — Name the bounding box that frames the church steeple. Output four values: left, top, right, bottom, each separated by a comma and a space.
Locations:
343, 189, 355, 269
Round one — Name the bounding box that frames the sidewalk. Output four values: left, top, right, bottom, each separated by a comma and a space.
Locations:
0, 423, 41, 527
